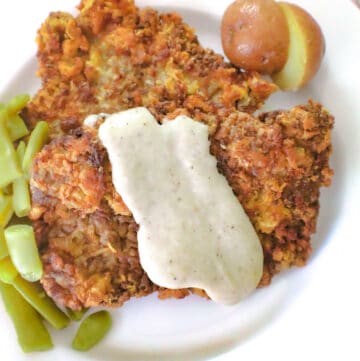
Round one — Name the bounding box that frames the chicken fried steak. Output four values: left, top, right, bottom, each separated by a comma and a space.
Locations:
29, 101, 333, 309
24, 0, 276, 138
23, 0, 333, 309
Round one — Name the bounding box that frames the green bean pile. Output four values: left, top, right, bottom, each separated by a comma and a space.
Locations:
0, 95, 112, 353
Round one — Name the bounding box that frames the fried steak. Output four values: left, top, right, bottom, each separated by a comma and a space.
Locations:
24, 0, 275, 137
29, 101, 333, 309
24, 0, 333, 309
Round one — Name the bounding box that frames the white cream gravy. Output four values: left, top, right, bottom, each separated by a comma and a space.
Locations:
90, 107, 263, 304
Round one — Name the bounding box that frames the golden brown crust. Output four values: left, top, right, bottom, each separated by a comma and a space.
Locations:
30, 130, 106, 214
30, 101, 333, 308
212, 101, 333, 285
25, 0, 333, 309
23, 0, 276, 137
30, 128, 190, 309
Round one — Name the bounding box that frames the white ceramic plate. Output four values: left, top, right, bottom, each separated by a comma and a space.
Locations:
1, 1, 360, 360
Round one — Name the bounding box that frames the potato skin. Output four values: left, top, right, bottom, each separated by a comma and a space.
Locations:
221, 0, 289, 74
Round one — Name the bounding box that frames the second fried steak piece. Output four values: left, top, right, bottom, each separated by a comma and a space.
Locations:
24, 0, 277, 310
30, 101, 333, 309
30, 130, 189, 309
23, 0, 276, 138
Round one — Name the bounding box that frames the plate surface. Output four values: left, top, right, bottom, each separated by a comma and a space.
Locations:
0, 1, 360, 360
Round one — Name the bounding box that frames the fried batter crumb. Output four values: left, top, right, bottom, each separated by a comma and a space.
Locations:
23, 0, 276, 138
24, 0, 333, 309
30, 101, 333, 309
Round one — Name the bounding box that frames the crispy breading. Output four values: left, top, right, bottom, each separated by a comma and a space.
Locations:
23, 0, 276, 138
30, 101, 333, 309
212, 101, 333, 284
24, 0, 333, 309
30, 129, 189, 309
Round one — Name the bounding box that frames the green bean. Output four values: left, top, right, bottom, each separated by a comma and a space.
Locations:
0, 110, 22, 188
17, 140, 26, 160
0, 256, 18, 284
72, 310, 112, 351
0, 96, 29, 141
12, 275, 70, 330
67, 307, 89, 322
0, 227, 8, 259
6, 114, 29, 141
0, 193, 14, 228
12, 142, 31, 217
22, 121, 49, 177
0, 282, 53, 352
6, 94, 30, 115
5, 225, 42, 282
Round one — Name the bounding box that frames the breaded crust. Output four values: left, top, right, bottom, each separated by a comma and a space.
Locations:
24, 0, 333, 309
23, 0, 276, 138
30, 101, 333, 309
